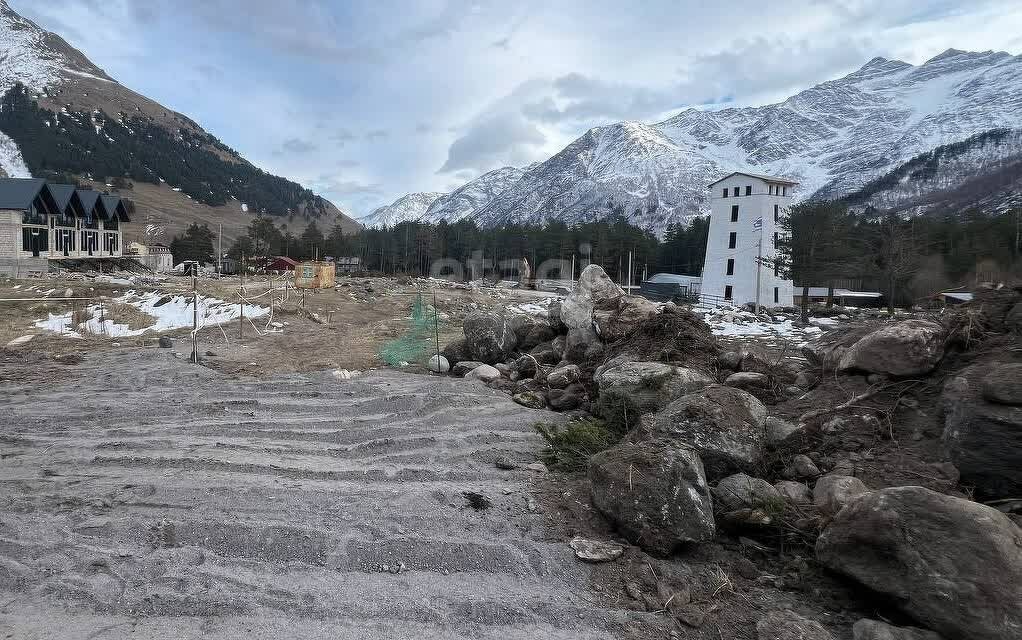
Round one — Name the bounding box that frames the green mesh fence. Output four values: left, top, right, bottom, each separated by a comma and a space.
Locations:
379, 293, 442, 366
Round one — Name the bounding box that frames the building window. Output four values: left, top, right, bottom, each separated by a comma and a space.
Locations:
22, 227, 48, 256
774, 287, 779, 304
722, 188, 728, 198
726, 258, 735, 276
730, 205, 739, 222
773, 231, 778, 246
724, 285, 733, 300
774, 204, 779, 222
728, 232, 737, 249
732, 186, 740, 197
745, 185, 752, 196
769, 185, 774, 195
782, 186, 788, 196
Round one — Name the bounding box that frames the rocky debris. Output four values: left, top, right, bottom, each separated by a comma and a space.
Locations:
588, 441, 715, 555
451, 360, 485, 377
563, 326, 603, 363
512, 391, 546, 409
852, 619, 945, 640
158, 336, 173, 348
525, 462, 548, 473
713, 473, 782, 512
756, 610, 834, 640
802, 326, 879, 371
510, 314, 558, 351
784, 454, 821, 479
464, 364, 501, 383
596, 361, 711, 416
6, 335, 34, 347
428, 354, 450, 374
462, 491, 492, 510
546, 364, 581, 389
812, 475, 869, 516
493, 457, 516, 470
463, 311, 518, 364
765, 416, 804, 449
838, 320, 945, 377
817, 486, 1022, 640
718, 350, 743, 371
593, 295, 659, 343
643, 385, 767, 478
509, 354, 539, 379
774, 481, 812, 505
608, 303, 720, 367
548, 383, 586, 411
980, 363, 1022, 405
942, 366, 1022, 498
568, 537, 625, 563
725, 371, 770, 390
794, 371, 818, 390
529, 339, 562, 365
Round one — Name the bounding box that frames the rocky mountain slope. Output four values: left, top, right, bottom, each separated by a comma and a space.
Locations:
409, 49, 1022, 233
0, 0, 360, 233
359, 192, 445, 228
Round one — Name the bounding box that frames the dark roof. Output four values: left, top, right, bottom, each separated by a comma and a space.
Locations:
0, 178, 48, 210
76, 189, 110, 219
100, 194, 129, 221
708, 172, 798, 188
48, 183, 78, 212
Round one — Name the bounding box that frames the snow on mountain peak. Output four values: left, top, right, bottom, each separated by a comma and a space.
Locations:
359, 192, 447, 228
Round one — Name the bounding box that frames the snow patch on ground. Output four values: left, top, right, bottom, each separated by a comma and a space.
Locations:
0, 131, 31, 178
34, 290, 269, 338
691, 304, 825, 340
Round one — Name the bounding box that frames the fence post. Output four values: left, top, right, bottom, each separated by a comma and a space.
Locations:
192, 275, 198, 363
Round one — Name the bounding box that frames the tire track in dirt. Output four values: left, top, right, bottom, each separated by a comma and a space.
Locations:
0, 349, 640, 639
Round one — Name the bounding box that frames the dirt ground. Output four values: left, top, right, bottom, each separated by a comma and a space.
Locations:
0, 347, 655, 639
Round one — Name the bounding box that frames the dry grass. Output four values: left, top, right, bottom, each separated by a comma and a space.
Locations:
99, 302, 156, 331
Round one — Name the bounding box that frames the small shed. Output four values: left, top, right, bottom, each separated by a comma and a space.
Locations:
295, 260, 336, 289
266, 256, 299, 273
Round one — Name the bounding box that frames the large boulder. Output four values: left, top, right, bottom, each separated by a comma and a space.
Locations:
441, 338, 472, 365
942, 367, 1022, 499
595, 361, 712, 417
529, 340, 562, 366
980, 363, 1022, 405
588, 441, 715, 555
548, 383, 586, 411
561, 264, 625, 332
464, 364, 502, 383
547, 364, 582, 389
837, 320, 945, 377
812, 475, 869, 516
510, 313, 558, 351
463, 311, 518, 364
563, 326, 603, 363
642, 385, 768, 478
852, 619, 944, 640
816, 486, 1022, 640
451, 360, 485, 377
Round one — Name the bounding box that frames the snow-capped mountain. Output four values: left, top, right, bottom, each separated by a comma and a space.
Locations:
0, 0, 360, 230
421, 49, 1022, 233
421, 166, 529, 224
360, 191, 446, 228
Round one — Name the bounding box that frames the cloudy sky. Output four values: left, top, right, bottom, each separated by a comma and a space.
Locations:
14, 0, 1022, 216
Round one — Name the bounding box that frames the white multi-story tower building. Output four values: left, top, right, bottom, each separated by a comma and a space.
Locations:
700, 172, 797, 308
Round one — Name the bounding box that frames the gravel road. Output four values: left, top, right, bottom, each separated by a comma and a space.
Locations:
0, 349, 631, 639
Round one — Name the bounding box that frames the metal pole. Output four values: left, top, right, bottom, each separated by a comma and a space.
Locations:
755, 231, 763, 313
570, 255, 575, 287
239, 252, 245, 339
192, 275, 199, 363
433, 289, 441, 374
627, 250, 633, 294
217, 223, 222, 276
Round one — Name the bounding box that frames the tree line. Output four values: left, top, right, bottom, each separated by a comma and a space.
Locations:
169, 201, 1020, 310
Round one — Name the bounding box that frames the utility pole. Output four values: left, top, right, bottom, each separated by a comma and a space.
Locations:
755, 231, 763, 314
570, 255, 575, 288
239, 252, 245, 339
627, 250, 633, 294
217, 223, 222, 276
192, 275, 199, 363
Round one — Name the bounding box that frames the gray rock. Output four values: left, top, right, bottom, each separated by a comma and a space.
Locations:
852, 619, 944, 640
765, 416, 804, 448
158, 336, 173, 348
510, 355, 538, 379
774, 480, 812, 505
644, 385, 768, 478
494, 457, 516, 470
718, 350, 743, 371
546, 364, 581, 389
785, 454, 821, 479
561, 264, 624, 332
528, 340, 561, 366
756, 610, 834, 640
725, 371, 770, 390
563, 326, 603, 363
596, 361, 712, 416
588, 441, 715, 555
593, 295, 659, 342
838, 320, 945, 377
512, 391, 546, 409
463, 311, 518, 364
464, 364, 502, 383
428, 354, 450, 374
794, 371, 819, 390
548, 383, 585, 411
980, 363, 1022, 405
942, 368, 1022, 499
441, 337, 472, 365
568, 537, 625, 563
817, 486, 1022, 640
713, 473, 782, 512
451, 360, 485, 377
813, 475, 869, 516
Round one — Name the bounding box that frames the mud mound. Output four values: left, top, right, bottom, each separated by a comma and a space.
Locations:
606, 305, 720, 372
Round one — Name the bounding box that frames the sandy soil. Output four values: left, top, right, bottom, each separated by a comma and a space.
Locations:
0, 347, 654, 639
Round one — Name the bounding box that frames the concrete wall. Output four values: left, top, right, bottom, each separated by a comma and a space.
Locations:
700, 175, 795, 308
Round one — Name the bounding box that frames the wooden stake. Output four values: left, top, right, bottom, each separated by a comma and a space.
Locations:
192, 275, 198, 363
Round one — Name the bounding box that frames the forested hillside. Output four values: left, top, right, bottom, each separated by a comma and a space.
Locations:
0, 83, 330, 218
